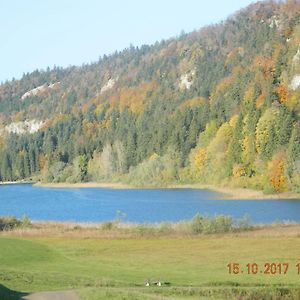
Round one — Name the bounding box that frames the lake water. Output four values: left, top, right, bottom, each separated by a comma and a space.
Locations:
0, 184, 300, 224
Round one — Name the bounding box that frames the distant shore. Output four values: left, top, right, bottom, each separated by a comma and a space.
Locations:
34, 182, 131, 189
169, 184, 300, 200
0, 180, 32, 185
33, 181, 300, 200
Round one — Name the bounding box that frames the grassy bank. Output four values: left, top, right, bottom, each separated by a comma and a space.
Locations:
0, 221, 300, 299
0, 230, 300, 299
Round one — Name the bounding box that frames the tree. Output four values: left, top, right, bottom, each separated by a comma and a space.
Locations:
269, 152, 287, 193
74, 154, 88, 182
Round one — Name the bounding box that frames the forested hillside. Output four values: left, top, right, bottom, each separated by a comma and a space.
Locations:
1, 0, 300, 193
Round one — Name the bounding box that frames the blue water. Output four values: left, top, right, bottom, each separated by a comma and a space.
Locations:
0, 184, 299, 224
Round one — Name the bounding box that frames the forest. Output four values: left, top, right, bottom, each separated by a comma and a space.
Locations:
1, 0, 300, 194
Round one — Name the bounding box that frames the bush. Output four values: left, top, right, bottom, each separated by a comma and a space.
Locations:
101, 221, 117, 230
0, 215, 31, 231
189, 214, 237, 234
191, 214, 204, 234
236, 214, 253, 231
203, 215, 233, 234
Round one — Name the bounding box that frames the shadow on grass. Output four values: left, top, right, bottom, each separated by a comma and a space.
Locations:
0, 284, 28, 300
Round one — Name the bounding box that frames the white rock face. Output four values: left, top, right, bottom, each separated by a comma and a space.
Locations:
293, 44, 300, 63
21, 82, 61, 100
269, 15, 281, 29
48, 82, 61, 90
179, 70, 195, 90
5, 120, 44, 135
21, 85, 47, 100
289, 75, 300, 91
100, 78, 116, 94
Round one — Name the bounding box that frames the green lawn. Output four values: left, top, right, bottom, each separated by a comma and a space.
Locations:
0, 235, 299, 299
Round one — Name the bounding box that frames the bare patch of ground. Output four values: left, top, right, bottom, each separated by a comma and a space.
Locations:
21, 290, 81, 300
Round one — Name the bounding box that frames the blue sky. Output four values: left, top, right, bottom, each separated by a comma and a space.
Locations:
0, 0, 255, 82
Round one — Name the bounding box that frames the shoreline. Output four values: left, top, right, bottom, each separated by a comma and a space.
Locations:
168, 184, 300, 200
0, 180, 32, 185
34, 181, 132, 189
1, 220, 300, 238
33, 181, 300, 200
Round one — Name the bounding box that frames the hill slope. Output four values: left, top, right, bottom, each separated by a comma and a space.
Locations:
1, 0, 300, 193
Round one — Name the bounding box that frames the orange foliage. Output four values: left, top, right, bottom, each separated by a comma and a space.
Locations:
38, 153, 47, 170
256, 91, 267, 108
254, 55, 274, 77
159, 41, 178, 57
109, 81, 157, 113
19, 149, 27, 157
269, 152, 287, 193
216, 75, 234, 93
215, 67, 242, 94
42, 114, 70, 130
225, 47, 244, 65
275, 84, 288, 104
177, 97, 206, 111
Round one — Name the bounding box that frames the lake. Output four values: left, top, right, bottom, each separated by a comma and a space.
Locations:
0, 184, 300, 224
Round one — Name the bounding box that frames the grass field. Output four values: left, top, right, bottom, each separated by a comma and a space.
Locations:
0, 225, 300, 299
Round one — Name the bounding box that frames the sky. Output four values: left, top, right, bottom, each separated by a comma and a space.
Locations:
0, 0, 255, 82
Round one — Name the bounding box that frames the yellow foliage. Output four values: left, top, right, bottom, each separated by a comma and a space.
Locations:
149, 153, 159, 161
43, 114, 71, 129
232, 164, 247, 178
241, 135, 255, 164
244, 84, 255, 103
99, 119, 111, 129
194, 148, 207, 171
95, 103, 104, 114
82, 120, 100, 136
286, 89, 300, 112
207, 122, 233, 154
269, 152, 287, 193
13, 111, 25, 122
255, 108, 278, 155
229, 115, 238, 128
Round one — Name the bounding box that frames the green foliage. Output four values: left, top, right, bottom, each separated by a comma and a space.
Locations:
0, 215, 31, 231
190, 213, 251, 235
0, 0, 300, 193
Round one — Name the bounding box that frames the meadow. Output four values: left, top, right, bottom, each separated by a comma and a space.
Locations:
0, 222, 300, 299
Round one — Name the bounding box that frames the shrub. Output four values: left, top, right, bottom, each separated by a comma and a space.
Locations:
0, 216, 21, 231
236, 214, 253, 231
202, 215, 233, 234
0, 215, 31, 231
191, 214, 204, 234
101, 221, 117, 230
